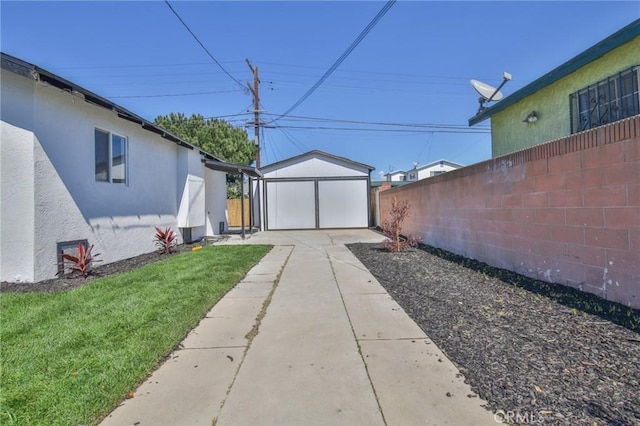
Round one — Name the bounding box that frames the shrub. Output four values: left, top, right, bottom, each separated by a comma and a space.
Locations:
57, 243, 102, 278
154, 226, 177, 254
381, 196, 420, 252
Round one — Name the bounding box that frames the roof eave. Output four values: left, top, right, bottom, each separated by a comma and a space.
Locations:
468, 18, 640, 126
0, 52, 225, 161
203, 159, 263, 178
261, 149, 375, 173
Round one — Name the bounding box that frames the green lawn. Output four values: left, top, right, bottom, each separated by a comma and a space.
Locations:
0, 245, 271, 426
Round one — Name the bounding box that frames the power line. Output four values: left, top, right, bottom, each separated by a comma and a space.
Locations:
276, 114, 490, 130
109, 89, 243, 99
203, 111, 491, 132
164, 0, 245, 90
258, 61, 528, 84
202, 106, 493, 134
260, 106, 308, 155
274, 0, 397, 121
54, 61, 241, 70
278, 127, 309, 153
275, 125, 489, 134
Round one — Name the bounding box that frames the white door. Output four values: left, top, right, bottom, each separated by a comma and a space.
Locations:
318, 180, 368, 228
266, 181, 316, 230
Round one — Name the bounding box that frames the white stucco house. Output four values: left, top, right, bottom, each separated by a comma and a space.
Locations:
0, 53, 259, 283
383, 170, 407, 182
406, 159, 463, 181
256, 150, 373, 230
384, 159, 463, 182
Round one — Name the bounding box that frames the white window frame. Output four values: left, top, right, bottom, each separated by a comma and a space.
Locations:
95, 128, 128, 185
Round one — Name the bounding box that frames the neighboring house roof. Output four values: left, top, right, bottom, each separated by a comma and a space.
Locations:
383, 170, 406, 177
469, 18, 640, 126
371, 180, 412, 187
1, 52, 258, 176
414, 159, 464, 171
261, 150, 375, 173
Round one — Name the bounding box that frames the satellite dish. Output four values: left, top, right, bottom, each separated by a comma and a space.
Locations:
471, 72, 512, 114
471, 80, 504, 101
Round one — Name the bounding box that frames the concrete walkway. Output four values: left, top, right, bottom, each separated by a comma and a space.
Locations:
101, 230, 495, 426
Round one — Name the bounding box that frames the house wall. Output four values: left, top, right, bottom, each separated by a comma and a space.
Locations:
416, 163, 460, 180
205, 168, 228, 235
177, 148, 207, 241
491, 37, 640, 157
1, 69, 224, 282
386, 172, 406, 182
0, 122, 36, 282
380, 116, 640, 308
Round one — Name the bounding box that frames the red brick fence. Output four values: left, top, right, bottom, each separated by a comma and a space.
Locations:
377, 115, 639, 309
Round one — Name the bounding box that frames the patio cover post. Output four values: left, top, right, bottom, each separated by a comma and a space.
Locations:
240, 173, 245, 239
248, 177, 254, 234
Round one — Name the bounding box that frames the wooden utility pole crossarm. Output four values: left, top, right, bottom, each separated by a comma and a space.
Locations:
246, 59, 260, 168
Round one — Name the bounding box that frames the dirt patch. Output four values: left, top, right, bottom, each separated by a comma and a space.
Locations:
348, 242, 640, 426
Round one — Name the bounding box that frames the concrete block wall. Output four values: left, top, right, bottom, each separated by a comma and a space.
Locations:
380, 115, 639, 308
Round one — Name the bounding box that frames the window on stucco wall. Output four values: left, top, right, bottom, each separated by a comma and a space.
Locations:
95, 128, 128, 184
569, 65, 639, 134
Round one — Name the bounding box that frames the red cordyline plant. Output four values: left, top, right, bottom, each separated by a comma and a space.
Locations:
57, 243, 102, 278
381, 196, 420, 252
154, 226, 177, 254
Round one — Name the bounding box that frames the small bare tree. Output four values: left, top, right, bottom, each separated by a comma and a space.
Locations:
381, 196, 420, 252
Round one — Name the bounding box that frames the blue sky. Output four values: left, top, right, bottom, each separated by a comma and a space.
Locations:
2, 1, 638, 177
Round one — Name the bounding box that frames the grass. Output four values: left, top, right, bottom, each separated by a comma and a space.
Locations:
0, 244, 271, 426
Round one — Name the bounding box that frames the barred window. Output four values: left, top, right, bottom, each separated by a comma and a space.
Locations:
569, 66, 639, 134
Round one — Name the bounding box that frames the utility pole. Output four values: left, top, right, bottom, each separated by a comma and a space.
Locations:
246, 59, 260, 168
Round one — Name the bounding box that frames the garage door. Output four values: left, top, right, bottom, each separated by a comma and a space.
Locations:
265, 179, 368, 230
318, 180, 368, 228
266, 181, 316, 230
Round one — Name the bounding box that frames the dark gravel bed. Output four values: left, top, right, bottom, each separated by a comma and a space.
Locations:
348, 242, 640, 426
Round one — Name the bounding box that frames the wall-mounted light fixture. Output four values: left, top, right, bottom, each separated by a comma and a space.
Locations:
523, 111, 538, 123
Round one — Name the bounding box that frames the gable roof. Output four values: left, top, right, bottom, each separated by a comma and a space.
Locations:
469, 18, 640, 126
261, 150, 375, 173
383, 170, 407, 177
1, 52, 218, 162
414, 159, 464, 171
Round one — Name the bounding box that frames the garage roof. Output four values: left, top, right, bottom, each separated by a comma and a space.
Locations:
261, 150, 374, 173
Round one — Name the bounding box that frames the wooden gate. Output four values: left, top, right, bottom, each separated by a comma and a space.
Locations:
227, 199, 250, 227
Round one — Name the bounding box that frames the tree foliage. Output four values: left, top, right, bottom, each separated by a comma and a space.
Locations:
154, 112, 255, 166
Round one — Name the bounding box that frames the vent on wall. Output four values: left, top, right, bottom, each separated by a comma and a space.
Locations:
56, 239, 89, 276
181, 228, 193, 244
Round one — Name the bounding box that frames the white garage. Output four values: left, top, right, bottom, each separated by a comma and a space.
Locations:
259, 151, 373, 230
